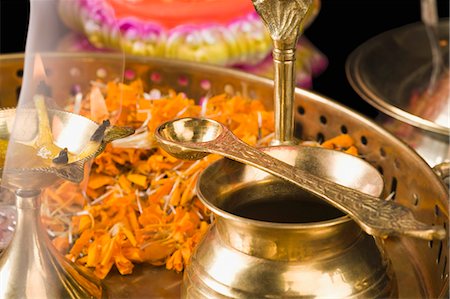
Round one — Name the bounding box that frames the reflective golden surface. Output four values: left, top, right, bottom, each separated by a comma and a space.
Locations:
0, 190, 105, 298
182, 146, 397, 298
252, 0, 313, 144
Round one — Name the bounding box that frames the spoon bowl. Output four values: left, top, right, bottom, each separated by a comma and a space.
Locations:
156, 117, 224, 160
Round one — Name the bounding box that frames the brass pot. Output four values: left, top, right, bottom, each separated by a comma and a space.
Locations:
183, 146, 397, 298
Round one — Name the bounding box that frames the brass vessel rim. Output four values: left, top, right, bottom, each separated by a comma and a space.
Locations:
196, 176, 353, 230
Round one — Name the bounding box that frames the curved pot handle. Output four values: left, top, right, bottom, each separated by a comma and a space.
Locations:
433, 161, 450, 189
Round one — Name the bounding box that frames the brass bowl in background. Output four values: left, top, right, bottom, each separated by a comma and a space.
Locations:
0, 52, 448, 298
346, 19, 449, 166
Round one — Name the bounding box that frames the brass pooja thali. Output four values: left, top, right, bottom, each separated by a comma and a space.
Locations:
0, 52, 448, 298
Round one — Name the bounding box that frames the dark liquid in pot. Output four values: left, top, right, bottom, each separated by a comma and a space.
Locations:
222, 182, 345, 223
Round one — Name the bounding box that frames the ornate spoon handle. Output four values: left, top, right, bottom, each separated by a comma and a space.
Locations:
252, 0, 312, 144
196, 128, 446, 241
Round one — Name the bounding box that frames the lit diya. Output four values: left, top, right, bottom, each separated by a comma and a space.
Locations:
1, 96, 134, 186
0, 96, 134, 298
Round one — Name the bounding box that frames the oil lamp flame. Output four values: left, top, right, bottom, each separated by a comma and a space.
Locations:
32, 54, 52, 97
33, 53, 47, 82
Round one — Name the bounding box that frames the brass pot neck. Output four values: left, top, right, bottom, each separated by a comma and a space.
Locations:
216, 216, 363, 262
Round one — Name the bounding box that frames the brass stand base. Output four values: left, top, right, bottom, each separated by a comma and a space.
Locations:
0, 189, 106, 298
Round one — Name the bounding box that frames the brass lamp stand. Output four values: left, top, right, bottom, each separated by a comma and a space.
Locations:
0, 108, 133, 298
0, 189, 104, 298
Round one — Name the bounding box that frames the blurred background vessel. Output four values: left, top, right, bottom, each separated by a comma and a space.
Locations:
347, 19, 449, 167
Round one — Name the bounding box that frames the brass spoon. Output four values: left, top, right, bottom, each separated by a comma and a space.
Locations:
155, 117, 446, 241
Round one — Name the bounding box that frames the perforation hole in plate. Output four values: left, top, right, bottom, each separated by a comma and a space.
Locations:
434, 205, 441, 217
297, 106, 305, 115
437, 240, 443, 264
340, 125, 348, 134
16, 69, 23, 78
294, 124, 303, 139
15, 87, 21, 101
360, 135, 368, 146
377, 166, 384, 175
380, 147, 386, 157
441, 256, 448, 279
412, 193, 420, 206
319, 115, 327, 125
390, 177, 398, 200
316, 132, 325, 143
